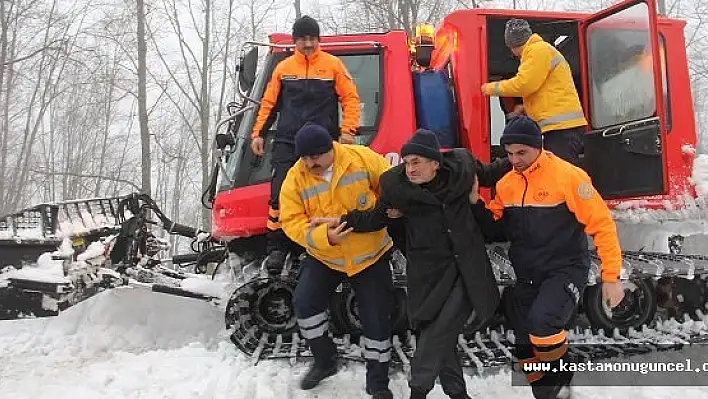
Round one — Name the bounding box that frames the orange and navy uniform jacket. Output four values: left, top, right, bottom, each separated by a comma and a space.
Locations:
251, 48, 360, 143
486, 151, 622, 283
279, 142, 392, 276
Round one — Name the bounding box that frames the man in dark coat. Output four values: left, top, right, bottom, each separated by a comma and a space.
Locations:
311, 129, 511, 399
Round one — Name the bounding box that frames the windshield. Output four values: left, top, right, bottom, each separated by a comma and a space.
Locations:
219, 50, 382, 191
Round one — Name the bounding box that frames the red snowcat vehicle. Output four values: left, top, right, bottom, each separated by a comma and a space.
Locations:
208, 0, 708, 368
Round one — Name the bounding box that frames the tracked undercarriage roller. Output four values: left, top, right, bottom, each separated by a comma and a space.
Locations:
225, 246, 708, 369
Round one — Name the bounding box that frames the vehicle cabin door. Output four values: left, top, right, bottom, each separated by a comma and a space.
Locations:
580, 0, 667, 199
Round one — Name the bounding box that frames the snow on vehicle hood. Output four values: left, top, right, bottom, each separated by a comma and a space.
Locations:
1, 251, 69, 284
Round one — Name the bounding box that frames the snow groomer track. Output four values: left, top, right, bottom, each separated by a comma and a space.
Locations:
226, 247, 708, 372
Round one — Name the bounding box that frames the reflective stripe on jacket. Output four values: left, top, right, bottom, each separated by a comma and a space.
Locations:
251, 48, 360, 142
280, 143, 392, 276
486, 34, 587, 133
486, 151, 621, 283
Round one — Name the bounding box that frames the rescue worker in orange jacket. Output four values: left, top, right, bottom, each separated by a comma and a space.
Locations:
475, 116, 625, 398
250, 15, 361, 271
279, 124, 394, 399
481, 19, 587, 167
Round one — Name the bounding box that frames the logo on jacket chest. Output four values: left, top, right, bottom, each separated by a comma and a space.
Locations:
533, 189, 550, 202
357, 193, 368, 207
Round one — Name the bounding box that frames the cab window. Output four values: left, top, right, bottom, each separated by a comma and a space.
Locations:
587, 3, 669, 129
242, 51, 383, 187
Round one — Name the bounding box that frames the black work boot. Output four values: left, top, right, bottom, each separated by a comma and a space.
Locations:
264, 249, 287, 274
300, 360, 338, 390
531, 384, 573, 399
371, 388, 393, 399
531, 371, 573, 399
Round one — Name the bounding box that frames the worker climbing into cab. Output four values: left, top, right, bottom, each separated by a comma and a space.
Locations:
481, 19, 587, 167
249, 15, 361, 272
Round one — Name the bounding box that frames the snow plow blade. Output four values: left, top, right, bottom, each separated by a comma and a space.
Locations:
0, 196, 125, 268
151, 283, 218, 301
25, 286, 226, 353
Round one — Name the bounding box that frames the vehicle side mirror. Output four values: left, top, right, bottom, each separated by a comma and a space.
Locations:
215, 133, 236, 150
238, 47, 258, 94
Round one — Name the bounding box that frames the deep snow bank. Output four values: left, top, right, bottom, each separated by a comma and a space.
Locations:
0, 285, 225, 357
4, 287, 708, 398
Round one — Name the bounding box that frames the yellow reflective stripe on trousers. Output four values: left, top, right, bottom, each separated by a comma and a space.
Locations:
361, 336, 392, 362
298, 311, 329, 339
353, 235, 392, 265
537, 111, 585, 128
298, 311, 328, 328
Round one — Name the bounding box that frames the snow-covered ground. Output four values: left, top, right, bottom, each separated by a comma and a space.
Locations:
2, 287, 708, 398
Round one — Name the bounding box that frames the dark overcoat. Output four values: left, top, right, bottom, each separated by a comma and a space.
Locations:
343, 149, 510, 326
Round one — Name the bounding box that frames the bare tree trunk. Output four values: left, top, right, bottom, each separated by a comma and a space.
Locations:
214, 0, 235, 171
113, 103, 136, 197
6, 0, 67, 210
0, 0, 14, 212
0, 1, 6, 206
294, 0, 302, 19
170, 145, 186, 253
137, 0, 151, 197
48, 104, 56, 202
250, 0, 257, 40
154, 149, 166, 205
199, 0, 211, 228
95, 56, 118, 196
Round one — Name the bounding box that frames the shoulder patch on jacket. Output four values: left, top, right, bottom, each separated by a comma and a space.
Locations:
577, 182, 594, 200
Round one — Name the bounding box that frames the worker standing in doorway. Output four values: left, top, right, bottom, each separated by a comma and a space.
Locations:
250, 15, 361, 272
482, 19, 587, 167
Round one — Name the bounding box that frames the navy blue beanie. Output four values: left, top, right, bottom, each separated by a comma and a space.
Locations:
401, 129, 443, 163
295, 123, 333, 157
500, 115, 543, 149
292, 16, 320, 39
